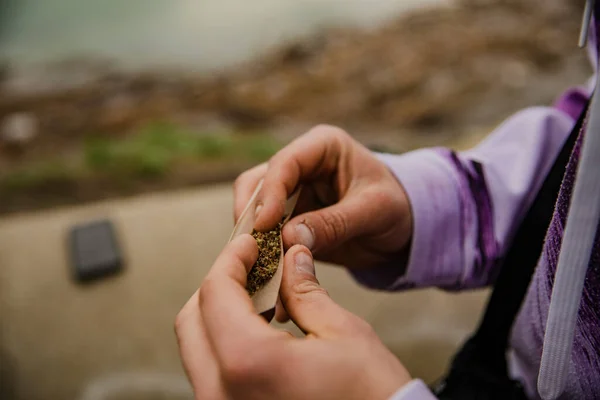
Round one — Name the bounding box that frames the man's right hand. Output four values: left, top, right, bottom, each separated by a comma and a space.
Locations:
175, 236, 412, 400
234, 124, 413, 271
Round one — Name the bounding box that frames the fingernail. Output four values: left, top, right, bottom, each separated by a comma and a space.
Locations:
254, 203, 263, 219
295, 251, 315, 275
295, 223, 315, 250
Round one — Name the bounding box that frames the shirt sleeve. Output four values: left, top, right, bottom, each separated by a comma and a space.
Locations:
388, 380, 438, 400
350, 101, 583, 291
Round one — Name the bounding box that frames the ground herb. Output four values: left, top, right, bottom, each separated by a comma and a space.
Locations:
246, 221, 283, 296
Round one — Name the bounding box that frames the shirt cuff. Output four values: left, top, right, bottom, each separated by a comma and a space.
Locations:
388, 379, 438, 400
348, 150, 465, 291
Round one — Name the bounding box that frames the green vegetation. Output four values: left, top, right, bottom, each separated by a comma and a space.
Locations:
0, 161, 75, 191
0, 122, 281, 193
84, 122, 279, 178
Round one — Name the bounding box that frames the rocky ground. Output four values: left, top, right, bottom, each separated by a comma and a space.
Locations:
0, 0, 591, 214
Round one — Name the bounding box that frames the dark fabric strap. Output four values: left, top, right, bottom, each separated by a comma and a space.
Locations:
433, 100, 589, 399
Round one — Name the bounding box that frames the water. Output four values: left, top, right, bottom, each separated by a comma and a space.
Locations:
0, 0, 447, 72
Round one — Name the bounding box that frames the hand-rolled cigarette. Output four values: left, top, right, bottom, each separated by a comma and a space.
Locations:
229, 180, 301, 315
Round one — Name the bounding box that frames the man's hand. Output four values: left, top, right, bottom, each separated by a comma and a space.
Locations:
233, 125, 412, 271
175, 234, 411, 400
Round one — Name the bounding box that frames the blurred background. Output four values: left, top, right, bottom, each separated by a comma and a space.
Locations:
0, 0, 591, 399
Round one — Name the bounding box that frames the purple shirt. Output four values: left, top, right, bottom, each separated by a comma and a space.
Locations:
357, 10, 600, 400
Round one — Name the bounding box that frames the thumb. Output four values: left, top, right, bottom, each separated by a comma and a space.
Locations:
282, 193, 376, 254
279, 245, 358, 338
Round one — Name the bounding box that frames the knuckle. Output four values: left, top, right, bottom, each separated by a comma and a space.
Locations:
372, 188, 396, 209
265, 157, 284, 178
318, 209, 348, 244
356, 318, 377, 337
198, 277, 216, 306
221, 341, 279, 387
349, 317, 377, 339
312, 125, 351, 147
335, 311, 376, 339
292, 279, 328, 297
233, 174, 246, 192
374, 188, 393, 205
369, 188, 404, 221
312, 124, 348, 140
267, 146, 286, 166
173, 310, 187, 336
234, 169, 256, 190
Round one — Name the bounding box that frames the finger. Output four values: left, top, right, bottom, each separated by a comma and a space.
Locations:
281, 190, 376, 253
233, 163, 267, 223
254, 125, 348, 231
175, 291, 226, 399
199, 234, 281, 360
274, 296, 290, 323
279, 245, 360, 338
